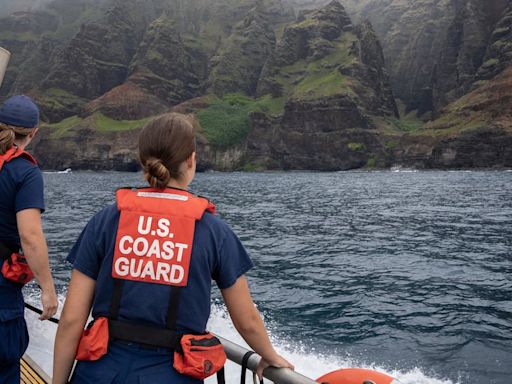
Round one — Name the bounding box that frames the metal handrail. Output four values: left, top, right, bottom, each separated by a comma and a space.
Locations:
215, 334, 318, 384
22, 303, 318, 384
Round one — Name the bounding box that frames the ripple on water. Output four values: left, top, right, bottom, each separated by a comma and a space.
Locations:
32, 171, 512, 384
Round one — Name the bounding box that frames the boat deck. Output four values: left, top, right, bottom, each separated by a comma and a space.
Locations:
20, 356, 49, 384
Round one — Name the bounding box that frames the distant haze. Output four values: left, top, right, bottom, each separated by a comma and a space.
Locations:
0, 0, 336, 17
0, 0, 52, 16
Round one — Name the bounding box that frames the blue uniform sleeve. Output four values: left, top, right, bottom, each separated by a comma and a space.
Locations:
213, 221, 254, 289
15, 166, 45, 213
66, 213, 105, 280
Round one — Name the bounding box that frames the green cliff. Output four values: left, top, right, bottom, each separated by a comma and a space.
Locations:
0, 0, 510, 170
208, 2, 277, 96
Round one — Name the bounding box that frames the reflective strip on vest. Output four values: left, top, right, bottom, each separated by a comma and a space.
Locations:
112, 188, 214, 287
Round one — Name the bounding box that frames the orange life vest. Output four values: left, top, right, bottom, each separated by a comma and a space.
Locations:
77, 188, 226, 382
0, 146, 37, 171
112, 188, 215, 286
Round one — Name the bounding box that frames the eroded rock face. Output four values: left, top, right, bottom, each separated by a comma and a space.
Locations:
83, 82, 168, 120
85, 15, 203, 120
0, 10, 59, 35
0, 10, 59, 98
393, 65, 512, 169
4, 0, 510, 171
32, 124, 142, 171
12, 36, 60, 95
429, 127, 512, 168
246, 99, 385, 170
431, 0, 510, 116
208, 3, 276, 96
246, 1, 397, 170
349, 21, 398, 117
31, 116, 242, 172
390, 127, 512, 170
42, 3, 140, 100
475, 5, 512, 82
340, 0, 510, 116
128, 16, 201, 105
257, 0, 353, 97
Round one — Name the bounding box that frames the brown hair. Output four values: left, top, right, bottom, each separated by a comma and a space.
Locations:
139, 113, 197, 189
0, 123, 34, 154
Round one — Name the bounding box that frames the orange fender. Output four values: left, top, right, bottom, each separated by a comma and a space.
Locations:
317, 368, 397, 384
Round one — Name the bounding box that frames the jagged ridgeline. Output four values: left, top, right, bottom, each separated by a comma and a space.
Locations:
0, 0, 398, 170
0, 0, 511, 170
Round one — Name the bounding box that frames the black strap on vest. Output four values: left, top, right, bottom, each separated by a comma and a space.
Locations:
108, 318, 183, 349
107, 279, 226, 384
217, 367, 226, 384
241, 351, 255, 384
109, 279, 124, 320
241, 351, 264, 384
166, 285, 181, 330
107, 278, 183, 350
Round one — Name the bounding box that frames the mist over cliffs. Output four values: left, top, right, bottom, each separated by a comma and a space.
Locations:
0, 0, 511, 170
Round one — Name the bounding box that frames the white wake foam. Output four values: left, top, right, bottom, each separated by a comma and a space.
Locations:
24, 295, 456, 384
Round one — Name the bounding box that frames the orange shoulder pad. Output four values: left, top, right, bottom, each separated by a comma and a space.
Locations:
116, 188, 213, 220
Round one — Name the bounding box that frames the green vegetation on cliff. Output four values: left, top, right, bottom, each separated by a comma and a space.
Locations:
0, 31, 36, 41
384, 101, 425, 132
47, 115, 83, 138
37, 88, 88, 122
197, 94, 283, 147
347, 142, 366, 151
5, 0, 509, 171
267, 32, 358, 101
93, 113, 149, 132
47, 113, 149, 138
256, 94, 287, 115
208, 4, 276, 97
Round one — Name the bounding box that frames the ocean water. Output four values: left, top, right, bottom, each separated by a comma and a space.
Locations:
23, 171, 512, 384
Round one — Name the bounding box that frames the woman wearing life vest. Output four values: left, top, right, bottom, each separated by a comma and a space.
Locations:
53, 112, 293, 384
0, 95, 58, 383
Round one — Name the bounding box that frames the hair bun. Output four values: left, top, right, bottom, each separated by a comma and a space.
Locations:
144, 157, 171, 189
0, 123, 15, 154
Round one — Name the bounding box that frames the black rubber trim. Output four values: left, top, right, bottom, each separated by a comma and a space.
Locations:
190, 335, 222, 347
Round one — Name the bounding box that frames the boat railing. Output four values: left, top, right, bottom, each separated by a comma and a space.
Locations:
23, 303, 316, 384
215, 334, 317, 384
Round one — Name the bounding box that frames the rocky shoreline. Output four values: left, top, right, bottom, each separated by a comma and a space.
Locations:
1, 0, 511, 172
31, 120, 512, 172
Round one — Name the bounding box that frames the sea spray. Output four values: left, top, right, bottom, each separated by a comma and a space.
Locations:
205, 304, 456, 384
23, 293, 455, 384
28, 171, 511, 383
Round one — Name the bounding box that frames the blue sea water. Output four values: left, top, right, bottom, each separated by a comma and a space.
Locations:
24, 171, 512, 384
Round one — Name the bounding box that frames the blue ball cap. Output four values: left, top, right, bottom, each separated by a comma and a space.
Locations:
0, 95, 40, 128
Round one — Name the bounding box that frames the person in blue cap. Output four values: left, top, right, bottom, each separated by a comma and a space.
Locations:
53, 113, 293, 384
0, 95, 58, 383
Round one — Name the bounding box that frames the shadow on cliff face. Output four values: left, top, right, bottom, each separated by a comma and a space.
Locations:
9, 0, 512, 171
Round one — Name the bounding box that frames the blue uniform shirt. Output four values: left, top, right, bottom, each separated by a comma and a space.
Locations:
0, 156, 45, 247
0, 156, 45, 321
67, 202, 253, 333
